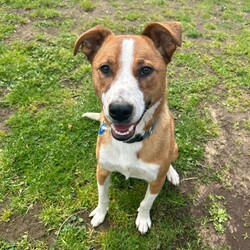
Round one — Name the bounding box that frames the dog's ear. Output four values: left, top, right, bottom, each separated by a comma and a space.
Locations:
74, 26, 113, 62
142, 22, 182, 63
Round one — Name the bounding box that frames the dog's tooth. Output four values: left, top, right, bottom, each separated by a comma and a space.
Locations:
128, 125, 134, 132
111, 124, 134, 136
113, 129, 130, 136
116, 130, 129, 136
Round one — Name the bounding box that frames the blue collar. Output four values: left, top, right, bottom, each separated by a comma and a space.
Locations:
97, 117, 159, 143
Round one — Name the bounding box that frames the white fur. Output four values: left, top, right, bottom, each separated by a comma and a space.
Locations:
94, 101, 164, 231
98, 100, 163, 182
167, 165, 180, 185
101, 38, 145, 124
136, 186, 158, 234
90, 38, 180, 234
135, 99, 161, 135
99, 139, 160, 182
82, 112, 100, 121
89, 175, 110, 227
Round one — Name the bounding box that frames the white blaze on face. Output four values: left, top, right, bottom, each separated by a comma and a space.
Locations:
102, 38, 145, 124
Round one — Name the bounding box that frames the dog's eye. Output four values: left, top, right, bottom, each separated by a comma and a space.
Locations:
99, 65, 111, 75
140, 66, 153, 77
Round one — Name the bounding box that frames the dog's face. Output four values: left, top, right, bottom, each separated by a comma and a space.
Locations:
74, 22, 182, 141
92, 35, 167, 141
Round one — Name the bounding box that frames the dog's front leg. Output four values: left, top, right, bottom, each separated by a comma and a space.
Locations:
89, 165, 110, 227
136, 175, 166, 234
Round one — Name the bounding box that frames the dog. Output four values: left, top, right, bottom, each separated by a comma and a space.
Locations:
73, 22, 182, 234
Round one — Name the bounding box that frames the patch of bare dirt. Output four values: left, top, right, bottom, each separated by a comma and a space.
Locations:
6, 22, 35, 42
5, 20, 62, 44
0, 102, 11, 133
0, 109, 10, 133
0, 203, 55, 245
5, 1, 119, 44
189, 104, 250, 249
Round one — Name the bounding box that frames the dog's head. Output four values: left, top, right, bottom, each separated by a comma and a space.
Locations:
74, 22, 181, 141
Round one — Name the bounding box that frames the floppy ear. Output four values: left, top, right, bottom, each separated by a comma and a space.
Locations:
142, 22, 182, 63
73, 26, 113, 62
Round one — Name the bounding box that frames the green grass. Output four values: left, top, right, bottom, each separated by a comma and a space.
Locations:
74, 0, 97, 12
30, 9, 60, 19
0, 0, 249, 249
208, 195, 230, 233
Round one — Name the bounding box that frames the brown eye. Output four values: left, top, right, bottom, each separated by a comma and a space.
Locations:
140, 66, 153, 77
99, 65, 111, 75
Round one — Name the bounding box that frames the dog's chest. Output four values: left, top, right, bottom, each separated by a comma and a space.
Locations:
99, 139, 160, 182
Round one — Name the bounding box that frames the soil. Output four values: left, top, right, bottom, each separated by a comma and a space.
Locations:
188, 104, 250, 249
0, 106, 11, 133
0, 2, 249, 249
0, 203, 55, 246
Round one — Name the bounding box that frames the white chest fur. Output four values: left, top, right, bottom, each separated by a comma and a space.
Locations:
99, 138, 160, 182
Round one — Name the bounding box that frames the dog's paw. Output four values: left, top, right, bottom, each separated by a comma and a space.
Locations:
167, 165, 180, 186
136, 210, 151, 234
89, 205, 108, 227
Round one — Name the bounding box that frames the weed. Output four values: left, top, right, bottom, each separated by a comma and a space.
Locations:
74, 0, 97, 12
146, 0, 166, 6
242, 232, 249, 240
122, 12, 147, 21
208, 195, 230, 233
186, 27, 203, 38
244, 119, 250, 131
0, 209, 13, 222
204, 23, 217, 30
56, 224, 92, 249
242, 210, 250, 228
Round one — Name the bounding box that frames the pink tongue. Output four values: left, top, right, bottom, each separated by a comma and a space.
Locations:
113, 124, 131, 132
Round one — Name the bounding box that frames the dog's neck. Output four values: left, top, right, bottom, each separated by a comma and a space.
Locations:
124, 98, 164, 143
124, 116, 160, 143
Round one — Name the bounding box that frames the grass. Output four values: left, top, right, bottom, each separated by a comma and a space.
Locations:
0, 0, 249, 249
208, 195, 230, 233
74, 0, 97, 12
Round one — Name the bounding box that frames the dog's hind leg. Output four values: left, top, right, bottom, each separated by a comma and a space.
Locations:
167, 165, 180, 186
82, 112, 100, 121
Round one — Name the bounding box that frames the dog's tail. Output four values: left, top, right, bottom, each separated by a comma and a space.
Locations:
82, 112, 101, 121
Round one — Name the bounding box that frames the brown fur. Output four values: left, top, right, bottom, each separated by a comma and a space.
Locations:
74, 22, 181, 194
139, 103, 178, 194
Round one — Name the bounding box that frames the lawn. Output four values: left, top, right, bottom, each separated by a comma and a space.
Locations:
0, 0, 249, 249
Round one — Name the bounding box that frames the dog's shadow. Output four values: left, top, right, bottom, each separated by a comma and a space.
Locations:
109, 172, 181, 215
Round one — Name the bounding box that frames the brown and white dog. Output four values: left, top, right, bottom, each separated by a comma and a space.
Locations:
74, 22, 182, 234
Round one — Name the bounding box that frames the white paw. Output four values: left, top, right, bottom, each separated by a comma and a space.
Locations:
136, 210, 151, 234
167, 165, 180, 185
89, 205, 108, 227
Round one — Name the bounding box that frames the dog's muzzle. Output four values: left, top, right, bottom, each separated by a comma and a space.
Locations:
108, 102, 138, 141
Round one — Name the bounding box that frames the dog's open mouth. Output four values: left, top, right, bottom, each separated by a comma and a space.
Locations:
109, 102, 151, 141
111, 123, 136, 141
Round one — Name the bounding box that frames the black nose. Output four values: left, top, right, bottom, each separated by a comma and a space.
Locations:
109, 103, 133, 122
